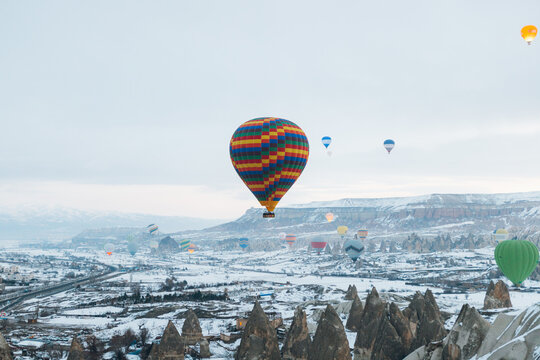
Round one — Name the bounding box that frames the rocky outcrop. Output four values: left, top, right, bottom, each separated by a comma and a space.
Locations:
370, 302, 414, 360
282, 307, 311, 360
235, 301, 280, 360
199, 339, 211, 358
345, 285, 358, 300
403, 289, 447, 350
309, 305, 351, 360
67, 337, 84, 360
477, 303, 540, 360
181, 309, 203, 345
353, 287, 386, 359
158, 236, 179, 253
148, 321, 184, 360
0, 333, 12, 360
483, 280, 512, 309
441, 304, 490, 360
346, 294, 363, 331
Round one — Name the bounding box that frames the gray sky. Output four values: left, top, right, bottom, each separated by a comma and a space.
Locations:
1, 0, 540, 219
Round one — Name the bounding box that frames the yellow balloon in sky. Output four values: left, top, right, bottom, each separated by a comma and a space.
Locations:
337, 226, 348, 236
521, 25, 537, 45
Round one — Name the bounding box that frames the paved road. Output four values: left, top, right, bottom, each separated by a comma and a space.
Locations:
0, 266, 122, 312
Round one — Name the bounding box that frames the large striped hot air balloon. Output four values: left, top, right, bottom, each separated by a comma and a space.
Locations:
311, 241, 327, 254
180, 239, 191, 251
146, 224, 159, 235
230, 117, 309, 218
286, 234, 296, 247
495, 240, 538, 286
239, 238, 249, 249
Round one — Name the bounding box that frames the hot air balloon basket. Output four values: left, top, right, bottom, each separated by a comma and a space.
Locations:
263, 212, 275, 218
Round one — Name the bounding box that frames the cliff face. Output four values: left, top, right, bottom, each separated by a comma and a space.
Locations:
202, 193, 540, 235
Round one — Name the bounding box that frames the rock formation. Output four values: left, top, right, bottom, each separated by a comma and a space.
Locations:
235, 301, 280, 360
67, 337, 84, 360
345, 294, 363, 331
379, 240, 387, 253
182, 309, 203, 345
148, 321, 185, 360
483, 280, 512, 309
199, 339, 211, 358
309, 305, 351, 360
353, 287, 386, 359
370, 302, 415, 360
477, 303, 540, 359
345, 285, 358, 300
442, 304, 490, 360
403, 289, 447, 350
282, 307, 311, 360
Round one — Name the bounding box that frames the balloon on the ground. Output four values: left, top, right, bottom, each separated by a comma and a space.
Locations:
337, 226, 348, 238
344, 238, 365, 262
147, 224, 159, 234
521, 25, 538, 44
286, 234, 296, 247
321, 136, 332, 149
230, 117, 309, 218
104, 243, 114, 256
492, 229, 509, 242
383, 139, 395, 154
311, 241, 327, 254
357, 229, 368, 240
326, 213, 334, 222
180, 239, 191, 251
494, 240, 539, 286
239, 238, 249, 249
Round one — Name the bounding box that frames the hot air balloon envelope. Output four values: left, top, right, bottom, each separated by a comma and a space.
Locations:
521, 25, 538, 44
321, 136, 332, 149
104, 243, 115, 256
344, 238, 365, 262
239, 238, 249, 249
337, 226, 348, 236
311, 241, 327, 254
495, 240, 539, 286
383, 139, 395, 154
325, 213, 334, 222
230, 118, 309, 218
180, 239, 191, 251
286, 234, 296, 247
127, 241, 138, 256
357, 229, 368, 240
492, 229, 509, 242
147, 224, 159, 234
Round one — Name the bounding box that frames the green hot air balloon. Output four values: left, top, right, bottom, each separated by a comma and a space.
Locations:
494, 240, 539, 286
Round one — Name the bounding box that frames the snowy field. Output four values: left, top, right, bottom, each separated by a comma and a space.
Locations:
0, 245, 538, 359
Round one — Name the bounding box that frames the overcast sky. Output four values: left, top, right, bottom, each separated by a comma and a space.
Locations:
1, 0, 540, 220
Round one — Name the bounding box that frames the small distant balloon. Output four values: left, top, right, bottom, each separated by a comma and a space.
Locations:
104, 243, 114, 256
311, 241, 327, 254
357, 229, 368, 240
149, 240, 159, 249
383, 139, 395, 154
127, 241, 138, 256
337, 226, 348, 238
321, 136, 332, 149
239, 238, 249, 249
521, 25, 537, 45
187, 243, 196, 254
147, 224, 159, 234
325, 213, 334, 222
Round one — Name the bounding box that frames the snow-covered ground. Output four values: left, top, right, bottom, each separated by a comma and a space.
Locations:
0, 244, 538, 359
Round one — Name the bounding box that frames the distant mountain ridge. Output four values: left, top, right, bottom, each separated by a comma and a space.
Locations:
0, 206, 225, 241
195, 192, 540, 240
